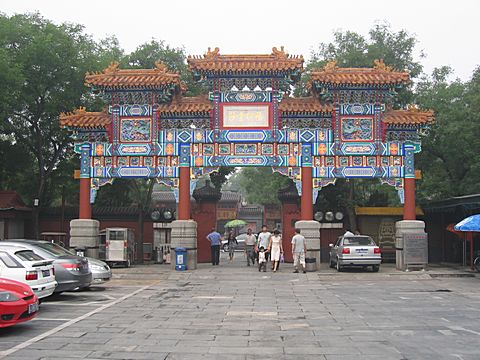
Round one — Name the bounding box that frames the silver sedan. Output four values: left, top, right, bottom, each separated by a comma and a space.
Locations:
329, 235, 381, 272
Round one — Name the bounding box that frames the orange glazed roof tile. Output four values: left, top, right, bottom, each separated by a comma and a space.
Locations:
384, 108, 435, 125
310, 59, 410, 86
188, 47, 304, 73
85, 62, 187, 90
279, 97, 333, 113
60, 108, 110, 128
157, 96, 212, 114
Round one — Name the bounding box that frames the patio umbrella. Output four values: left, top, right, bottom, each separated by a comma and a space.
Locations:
454, 214, 480, 232
224, 219, 247, 228
454, 214, 480, 269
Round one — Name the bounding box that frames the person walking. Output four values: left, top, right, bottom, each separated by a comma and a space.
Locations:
256, 225, 271, 266
268, 229, 283, 272
206, 228, 222, 266
227, 230, 237, 261
244, 228, 257, 266
291, 228, 307, 273
258, 246, 267, 272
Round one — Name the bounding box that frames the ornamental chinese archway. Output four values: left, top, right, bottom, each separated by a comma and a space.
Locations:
60, 47, 434, 266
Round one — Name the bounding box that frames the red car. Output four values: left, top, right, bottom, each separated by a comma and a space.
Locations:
0, 278, 39, 328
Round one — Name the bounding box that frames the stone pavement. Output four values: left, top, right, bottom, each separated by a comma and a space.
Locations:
2, 254, 480, 360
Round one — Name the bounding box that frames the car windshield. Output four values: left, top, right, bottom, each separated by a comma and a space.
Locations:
15, 250, 44, 261
343, 237, 375, 246
35, 242, 74, 256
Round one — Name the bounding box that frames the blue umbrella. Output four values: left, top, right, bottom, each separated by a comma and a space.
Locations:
454, 214, 480, 232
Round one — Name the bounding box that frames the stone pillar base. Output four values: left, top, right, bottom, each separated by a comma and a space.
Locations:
69, 219, 100, 259
395, 220, 428, 271
170, 220, 197, 270
294, 220, 321, 271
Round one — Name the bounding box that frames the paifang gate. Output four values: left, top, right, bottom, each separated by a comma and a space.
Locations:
60, 47, 434, 268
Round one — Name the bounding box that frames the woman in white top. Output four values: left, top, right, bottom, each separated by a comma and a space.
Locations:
268, 229, 283, 272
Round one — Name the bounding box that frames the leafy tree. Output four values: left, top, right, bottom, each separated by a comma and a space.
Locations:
296, 23, 423, 106
237, 168, 292, 205
0, 13, 123, 236
124, 39, 204, 96
416, 66, 480, 201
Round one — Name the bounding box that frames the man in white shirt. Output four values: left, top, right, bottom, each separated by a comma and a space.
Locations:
291, 228, 307, 273
256, 225, 271, 264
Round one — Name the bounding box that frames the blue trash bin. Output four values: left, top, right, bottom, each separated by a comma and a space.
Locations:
175, 247, 187, 271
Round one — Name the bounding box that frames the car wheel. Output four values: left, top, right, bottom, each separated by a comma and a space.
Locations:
336, 258, 343, 272
223, 244, 229, 252
372, 264, 380, 272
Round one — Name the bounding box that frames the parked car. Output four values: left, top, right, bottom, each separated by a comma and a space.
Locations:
5, 240, 111, 286
88, 257, 112, 284
329, 235, 382, 272
0, 240, 92, 293
0, 278, 39, 328
0, 246, 57, 299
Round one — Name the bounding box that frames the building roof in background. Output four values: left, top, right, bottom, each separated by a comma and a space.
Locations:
188, 47, 304, 74
152, 190, 241, 203
220, 191, 242, 203
238, 205, 263, 216
0, 191, 30, 211
423, 194, 480, 213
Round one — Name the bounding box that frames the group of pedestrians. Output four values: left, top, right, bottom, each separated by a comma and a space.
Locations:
206, 225, 308, 273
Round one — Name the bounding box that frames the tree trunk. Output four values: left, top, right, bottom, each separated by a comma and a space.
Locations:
32, 206, 40, 239
32, 178, 46, 238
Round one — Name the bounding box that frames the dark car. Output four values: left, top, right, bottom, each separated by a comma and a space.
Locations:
0, 240, 92, 293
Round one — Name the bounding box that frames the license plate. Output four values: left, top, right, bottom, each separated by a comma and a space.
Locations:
356, 248, 368, 253
28, 301, 39, 314
42, 270, 50, 277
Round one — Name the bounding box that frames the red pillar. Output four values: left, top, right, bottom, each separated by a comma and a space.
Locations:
178, 167, 191, 220
79, 178, 91, 219
403, 177, 416, 220
301, 166, 313, 220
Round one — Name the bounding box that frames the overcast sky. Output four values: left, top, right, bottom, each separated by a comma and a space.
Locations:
2, 0, 479, 81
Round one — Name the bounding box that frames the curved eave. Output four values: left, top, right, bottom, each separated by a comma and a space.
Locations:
309, 68, 410, 88
59, 110, 111, 129
383, 110, 435, 126
279, 97, 334, 115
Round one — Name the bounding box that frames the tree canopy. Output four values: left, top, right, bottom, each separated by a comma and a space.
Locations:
1, 12, 479, 230
415, 66, 480, 201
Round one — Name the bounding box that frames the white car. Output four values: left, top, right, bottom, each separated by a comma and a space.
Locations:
329, 235, 382, 272
0, 246, 57, 299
